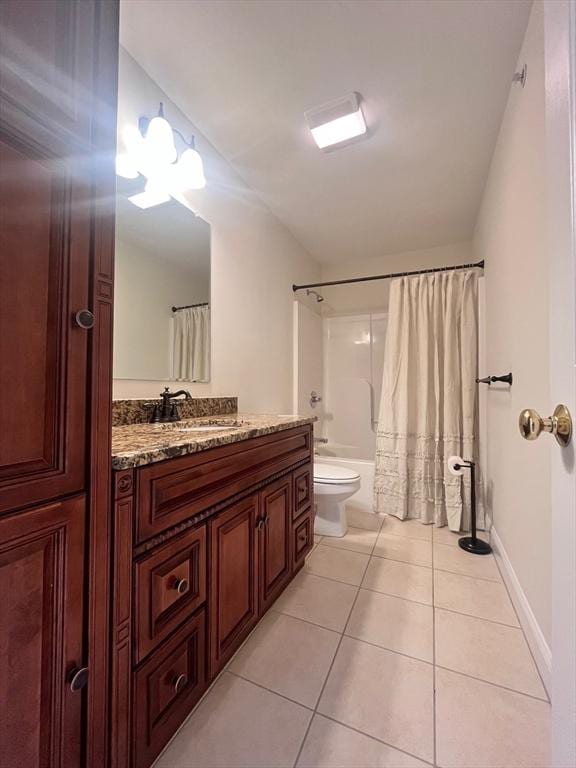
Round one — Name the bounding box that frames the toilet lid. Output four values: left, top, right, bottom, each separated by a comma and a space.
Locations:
314, 462, 360, 484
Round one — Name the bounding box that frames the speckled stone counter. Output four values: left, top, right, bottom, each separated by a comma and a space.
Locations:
111, 413, 316, 470
112, 396, 238, 427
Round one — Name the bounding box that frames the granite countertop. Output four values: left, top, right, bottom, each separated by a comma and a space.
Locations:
111, 413, 316, 470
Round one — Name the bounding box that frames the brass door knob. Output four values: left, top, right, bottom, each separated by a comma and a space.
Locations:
518, 404, 572, 447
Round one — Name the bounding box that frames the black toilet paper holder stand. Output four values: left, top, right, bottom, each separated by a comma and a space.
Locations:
452, 460, 493, 556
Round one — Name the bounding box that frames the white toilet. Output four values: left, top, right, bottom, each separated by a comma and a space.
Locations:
313, 462, 361, 537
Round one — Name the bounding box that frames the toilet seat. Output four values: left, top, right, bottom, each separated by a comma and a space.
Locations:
314, 462, 360, 485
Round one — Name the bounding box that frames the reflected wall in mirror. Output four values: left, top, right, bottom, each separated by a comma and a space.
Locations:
113, 178, 211, 382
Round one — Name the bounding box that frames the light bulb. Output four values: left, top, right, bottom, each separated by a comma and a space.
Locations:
115, 152, 139, 179
145, 115, 177, 166
122, 124, 145, 154
175, 147, 206, 190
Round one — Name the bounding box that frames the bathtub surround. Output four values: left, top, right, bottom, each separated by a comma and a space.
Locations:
112, 396, 237, 427
321, 312, 387, 461
113, 49, 320, 410
474, 2, 551, 662
374, 270, 479, 531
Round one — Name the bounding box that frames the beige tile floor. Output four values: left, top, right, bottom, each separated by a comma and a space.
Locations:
154, 513, 550, 768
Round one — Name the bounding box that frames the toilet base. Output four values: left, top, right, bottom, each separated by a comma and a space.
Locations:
314, 500, 348, 538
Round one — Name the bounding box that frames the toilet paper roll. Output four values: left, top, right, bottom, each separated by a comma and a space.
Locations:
448, 455, 465, 476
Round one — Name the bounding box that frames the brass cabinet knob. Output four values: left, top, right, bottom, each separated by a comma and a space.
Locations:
519, 404, 572, 447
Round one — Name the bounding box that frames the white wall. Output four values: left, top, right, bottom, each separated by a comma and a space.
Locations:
474, 2, 550, 644
319, 241, 475, 314
113, 48, 320, 411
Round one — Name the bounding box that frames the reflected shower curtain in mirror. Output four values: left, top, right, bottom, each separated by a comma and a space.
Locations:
172, 305, 210, 382
374, 270, 480, 531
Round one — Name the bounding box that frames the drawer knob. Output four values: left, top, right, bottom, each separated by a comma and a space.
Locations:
173, 578, 189, 595
298, 532, 307, 543
69, 666, 89, 692
73, 309, 95, 329
172, 673, 188, 693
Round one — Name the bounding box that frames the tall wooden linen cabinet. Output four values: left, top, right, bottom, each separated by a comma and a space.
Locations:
0, 2, 119, 766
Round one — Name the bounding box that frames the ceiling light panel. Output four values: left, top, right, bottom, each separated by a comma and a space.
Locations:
305, 92, 367, 151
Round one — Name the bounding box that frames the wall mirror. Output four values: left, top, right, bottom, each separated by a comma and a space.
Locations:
113, 177, 211, 382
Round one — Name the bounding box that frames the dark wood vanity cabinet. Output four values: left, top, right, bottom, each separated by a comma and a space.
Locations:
111, 425, 314, 768
0, 2, 118, 767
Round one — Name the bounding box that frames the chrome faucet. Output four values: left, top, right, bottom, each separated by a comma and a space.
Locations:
151, 387, 192, 423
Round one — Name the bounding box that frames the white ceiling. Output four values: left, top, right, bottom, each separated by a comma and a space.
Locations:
120, 0, 531, 264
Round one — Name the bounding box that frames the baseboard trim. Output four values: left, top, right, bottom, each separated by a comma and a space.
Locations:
490, 526, 551, 694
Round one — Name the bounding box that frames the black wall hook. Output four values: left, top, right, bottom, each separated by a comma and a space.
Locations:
476, 373, 513, 386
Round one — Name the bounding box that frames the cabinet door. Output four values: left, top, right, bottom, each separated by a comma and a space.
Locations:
259, 476, 292, 613
208, 495, 259, 677
0, 496, 85, 768
0, 0, 100, 514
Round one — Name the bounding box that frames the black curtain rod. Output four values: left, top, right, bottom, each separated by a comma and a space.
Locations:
171, 301, 209, 312
292, 260, 484, 292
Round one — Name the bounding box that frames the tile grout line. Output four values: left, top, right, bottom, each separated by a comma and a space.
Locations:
266, 606, 549, 702
432, 664, 550, 703
226, 669, 316, 712
432, 603, 520, 629
371, 550, 503, 584
232, 667, 437, 767
298, 519, 437, 767
319, 712, 436, 768
291, 535, 376, 768
306, 552, 521, 623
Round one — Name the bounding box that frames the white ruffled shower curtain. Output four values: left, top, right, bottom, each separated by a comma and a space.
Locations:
172, 305, 210, 382
374, 270, 479, 531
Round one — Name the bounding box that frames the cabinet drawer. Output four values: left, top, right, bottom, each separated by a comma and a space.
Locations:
136, 425, 312, 543
293, 464, 313, 520
133, 610, 207, 768
293, 510, 313, 568
135, 525, 206, 662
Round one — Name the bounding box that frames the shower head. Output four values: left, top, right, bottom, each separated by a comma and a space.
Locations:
306, 289, 324, 303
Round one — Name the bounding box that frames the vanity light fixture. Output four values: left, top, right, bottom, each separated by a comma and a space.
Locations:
116, 102, 206, 209
305, 92, 367, 151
